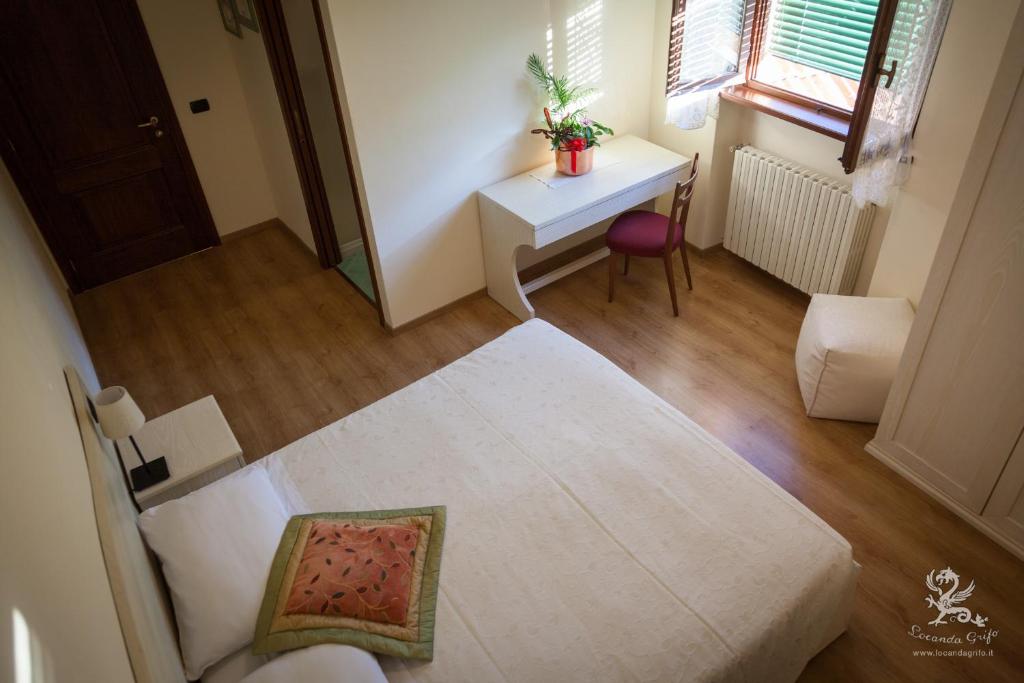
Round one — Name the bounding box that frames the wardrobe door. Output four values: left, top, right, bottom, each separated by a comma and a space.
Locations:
983, 429, 1024, 546
874, 54, 1024, 512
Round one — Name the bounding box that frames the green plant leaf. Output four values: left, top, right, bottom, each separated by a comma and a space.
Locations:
528, 53, 611, 147
526, 53, 550, 91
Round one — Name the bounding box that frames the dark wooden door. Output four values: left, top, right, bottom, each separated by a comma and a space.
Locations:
0, 0, 218, 291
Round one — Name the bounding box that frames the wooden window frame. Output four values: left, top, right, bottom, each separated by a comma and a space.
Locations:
665, 0, 753, 98
742, 0, 857, 124
839, 0, 900, 173
667, 0, 899, 173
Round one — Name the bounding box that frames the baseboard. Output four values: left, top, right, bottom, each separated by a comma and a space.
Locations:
865, 440, 1024, 561
222, 218, 317, 260
275, 219, 319, 259
339, 237, 363, 259
693, 242, 724, 255
385, 288, 488, 335
220, 219, 279, 242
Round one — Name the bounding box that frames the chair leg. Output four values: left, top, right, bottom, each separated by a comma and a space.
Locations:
663, 251, 679, 316
623, 254, 630, 276
679, 243, 693, 291
607, 251, 616, 303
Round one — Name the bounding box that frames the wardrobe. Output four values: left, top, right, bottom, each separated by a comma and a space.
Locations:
867, 8, 1024, 560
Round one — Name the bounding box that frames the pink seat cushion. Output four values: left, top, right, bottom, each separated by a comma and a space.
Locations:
606, 210, 682, 257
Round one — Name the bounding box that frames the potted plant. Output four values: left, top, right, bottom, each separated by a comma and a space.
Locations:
527, 53, 613, 176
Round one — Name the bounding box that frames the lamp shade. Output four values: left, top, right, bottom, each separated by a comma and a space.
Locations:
94, 386, 145, 439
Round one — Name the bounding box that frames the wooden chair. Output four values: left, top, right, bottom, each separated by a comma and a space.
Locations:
606, 153, 699, 316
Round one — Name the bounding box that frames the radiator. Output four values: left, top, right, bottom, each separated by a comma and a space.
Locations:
723, 146, 874, 295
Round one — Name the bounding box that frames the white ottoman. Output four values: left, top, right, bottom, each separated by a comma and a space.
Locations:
795, 294, 915, 423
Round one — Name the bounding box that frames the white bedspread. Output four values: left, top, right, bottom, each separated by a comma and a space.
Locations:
256, 320, 857, 682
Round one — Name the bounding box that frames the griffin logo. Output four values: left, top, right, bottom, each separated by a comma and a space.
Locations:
925, 567, 989, 628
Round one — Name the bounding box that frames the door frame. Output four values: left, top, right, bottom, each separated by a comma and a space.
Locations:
0, 0, 218, 293
254, 0, 385, 326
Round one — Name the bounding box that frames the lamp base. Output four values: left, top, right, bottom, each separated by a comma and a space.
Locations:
130, 457, 170, 492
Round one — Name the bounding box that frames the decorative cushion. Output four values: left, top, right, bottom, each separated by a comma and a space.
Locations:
606, 210, 682, 257
240, 644, 387, 683
254, 507, 446, 661
795, 294, 915, 422
137, 466, 291, 680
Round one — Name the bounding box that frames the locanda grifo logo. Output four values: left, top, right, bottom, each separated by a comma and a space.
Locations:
907, 566, 999, 652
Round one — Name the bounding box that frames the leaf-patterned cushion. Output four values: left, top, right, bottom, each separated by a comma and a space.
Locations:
253, 507, 445, 661
283, 521, 419, 624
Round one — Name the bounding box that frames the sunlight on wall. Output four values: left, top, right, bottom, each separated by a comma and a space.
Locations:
546, 25, 555, 71
566, 0, 602, 86
12, 608, 53, 683
546, 0, 605, 106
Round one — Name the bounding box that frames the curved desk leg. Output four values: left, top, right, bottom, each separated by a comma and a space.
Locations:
484, 238, 534, 321
480, 198, 535, 321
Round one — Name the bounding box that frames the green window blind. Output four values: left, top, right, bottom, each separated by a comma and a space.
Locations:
767, 0, 880, 80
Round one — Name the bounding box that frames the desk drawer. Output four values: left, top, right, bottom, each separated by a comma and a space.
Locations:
533, 171, 681, 248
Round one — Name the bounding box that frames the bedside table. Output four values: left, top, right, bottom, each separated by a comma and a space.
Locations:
116, 395, 244, 510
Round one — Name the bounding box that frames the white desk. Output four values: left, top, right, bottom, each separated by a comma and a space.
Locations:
478, 135, 689, 321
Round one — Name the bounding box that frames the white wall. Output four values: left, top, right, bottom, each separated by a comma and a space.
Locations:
138, 0, 317, 253
0, 163, 133, 682
644, 0, 727, 252
321, 0, 656, 327
227, 20, 319, 253
137, 0, 277, 237
866, 0, 1021, 305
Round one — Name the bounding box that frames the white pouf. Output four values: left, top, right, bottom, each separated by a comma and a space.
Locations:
795, 294, 915, 423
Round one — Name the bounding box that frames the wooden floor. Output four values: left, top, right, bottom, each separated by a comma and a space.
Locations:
75, 225, 1023, 682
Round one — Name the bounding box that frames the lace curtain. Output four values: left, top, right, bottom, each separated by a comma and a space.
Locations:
665, 0, 754, 130
851, 0, 952, 207
665, 89, 725, 130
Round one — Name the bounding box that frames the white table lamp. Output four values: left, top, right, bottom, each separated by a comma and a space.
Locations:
94, 386, 169, 491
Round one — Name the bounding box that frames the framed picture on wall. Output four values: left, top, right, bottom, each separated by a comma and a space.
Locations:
218, 0, 242, 37
232, 0, 260, 33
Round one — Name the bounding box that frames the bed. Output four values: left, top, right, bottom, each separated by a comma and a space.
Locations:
70, 319, 858, 683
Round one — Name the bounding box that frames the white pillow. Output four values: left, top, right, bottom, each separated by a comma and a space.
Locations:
241, 645, 388, 683
200, 647, 270, 683
138, 466, 290, 680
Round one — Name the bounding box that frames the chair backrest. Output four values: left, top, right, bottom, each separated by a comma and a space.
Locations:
665, 153, 700, 251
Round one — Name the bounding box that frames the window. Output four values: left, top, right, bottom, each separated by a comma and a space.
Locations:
751, 0, 880, 112
666, 0, 753, 98
666, 0, 906, 172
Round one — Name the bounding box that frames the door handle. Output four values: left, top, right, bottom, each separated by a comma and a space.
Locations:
137, 115, 164, 137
